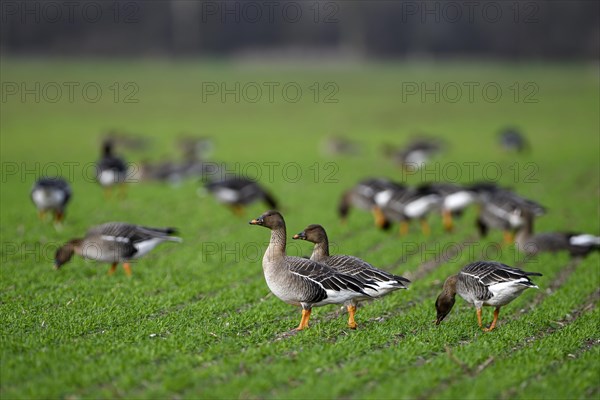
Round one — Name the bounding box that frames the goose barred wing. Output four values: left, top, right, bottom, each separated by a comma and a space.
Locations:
89, 223, 177, 244
461, 261, 541, 286
327, 255, 410, 286
286, 256, 376, 295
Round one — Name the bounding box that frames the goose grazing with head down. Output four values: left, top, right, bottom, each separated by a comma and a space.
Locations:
473, 184, 546, 244
96, 140, 128, 197
338, 177, 400, 230
54, 222, 182, 276
515, 211, 600, 258
293, 224, 409, 328
31, 177, 72, 224
249, 211, 377, 331
205, 177, 277, 216
374, 184, 441, 236
435, 261, 542, 331
422, 183, 478, 232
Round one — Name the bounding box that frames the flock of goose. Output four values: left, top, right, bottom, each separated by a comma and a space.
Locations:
29, 133, 599, 333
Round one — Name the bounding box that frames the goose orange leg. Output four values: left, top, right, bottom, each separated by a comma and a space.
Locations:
503, 231, 514, 245
372, 207, 386, 229
442, 210, 453, 232
230, 205, 245, 216
420, 219, 431, 236
399, 221, 409, 236
476, 307, 483, 328
483, 308, 500, 332
347, 305, 358, 329
122, 262, 132, 277
108, 263, 118, 275
295, 308, 312, 331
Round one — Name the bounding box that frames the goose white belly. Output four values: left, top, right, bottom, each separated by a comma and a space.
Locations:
214, 187, 241, 203
570, 234, 600, 246
32, 189, 65, 209
444, 191, 475, 211
485, 280, 532, 306
98, 170, 123, 186
404, 195, 440, 218
132, 238, 166, 258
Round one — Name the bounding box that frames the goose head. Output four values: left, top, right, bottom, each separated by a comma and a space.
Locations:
249, 210, 284, 230
54, 239, 81, 269
434, 275, 458, 325
292, 224, 327, 243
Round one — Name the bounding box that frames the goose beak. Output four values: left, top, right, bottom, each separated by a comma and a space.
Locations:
292, 232, 306, 240
249, 218, 263, 225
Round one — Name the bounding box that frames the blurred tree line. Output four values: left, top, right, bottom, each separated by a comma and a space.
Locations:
1, 0, 598, 59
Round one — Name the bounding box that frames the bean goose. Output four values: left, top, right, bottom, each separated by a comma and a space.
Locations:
374, 184, 441, 236
383, 137, 443, 170
473, 184, 545, 244
499, 127, 530, 153
96, 140, 128, 197
338, 177, 400, 230
31, 177, 72, 223
435, 261, 542, 331
293, 224, 409, 328
421, 183, 478, 232
54, 222, 182, 276
249, 211, 377, 331
205, 177, 277, 215
515, 212, 600, 258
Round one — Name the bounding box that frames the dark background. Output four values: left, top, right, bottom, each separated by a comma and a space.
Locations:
2, 0, 598, 59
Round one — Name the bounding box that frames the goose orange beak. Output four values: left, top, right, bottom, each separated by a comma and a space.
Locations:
292, 232, 306, 240
249, 218, 263, 225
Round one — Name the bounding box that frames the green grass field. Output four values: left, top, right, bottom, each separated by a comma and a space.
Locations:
1, 59, 599, 399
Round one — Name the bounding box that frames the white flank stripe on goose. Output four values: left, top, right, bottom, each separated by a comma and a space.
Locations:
374, 189, 394, 207
101, 235, 130, 243
133, 238, 165, 258
444, 191, 475, 211
404, 195, 440, 218
570, 234, 600, 246
215, 187, 240, 203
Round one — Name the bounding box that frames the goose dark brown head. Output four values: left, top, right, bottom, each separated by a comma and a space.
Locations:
292, 224, 327, 244
249, 210, 285, 229
54, 239, 81, 269
434, 275, 458, 325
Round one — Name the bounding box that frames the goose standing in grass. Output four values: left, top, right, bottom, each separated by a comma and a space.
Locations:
54, 222, 182, 276
338, 177, 400, 230
473, 184, 545, 244
498, 127, 530, 153
31, 177, 72, 224
515, 211, 600, 258
383, 137, 443, 170
425, 183, 478, 232
435, 261, 542, 332
293, 224, 409, 328
249, 211, 377, 331
96, 140, 128, 197
205, 176, 278, 215
375, 184, 441, 236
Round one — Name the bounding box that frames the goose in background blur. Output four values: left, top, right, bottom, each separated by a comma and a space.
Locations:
203, 176, 278, 216
515, 210, 600, 258
383, 136, 444, 170
421, 183, 478, 232
103, 130, 151, 152
498, 127, 530, 153
338, 177, 400, 230
31, 177, 72, 224
375, 184, 441, 236
321, 135, 361, 156
96, 139, 128, 198
473, 184, 546, 244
